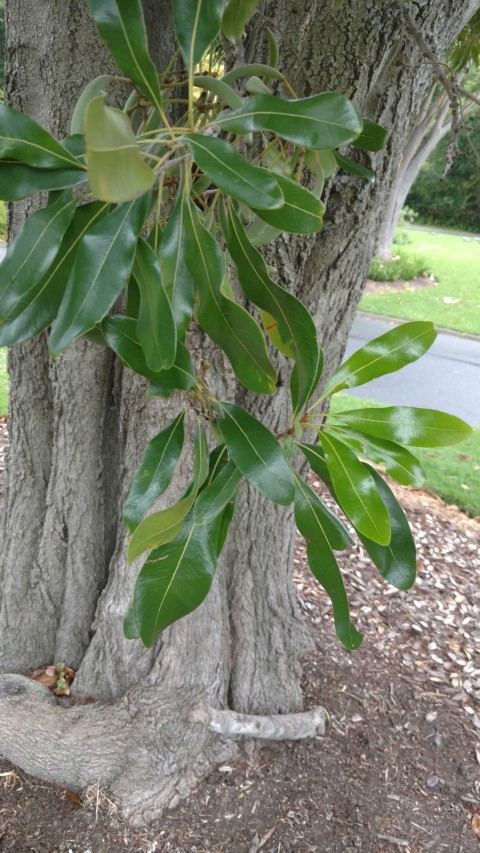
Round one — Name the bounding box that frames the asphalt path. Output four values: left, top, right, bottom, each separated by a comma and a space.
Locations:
344, 314, 480, 427
0, 244, 477, 426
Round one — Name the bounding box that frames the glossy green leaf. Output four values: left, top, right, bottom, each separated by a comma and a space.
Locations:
192, 75, 244, 110
217, 402, 294, 505
333, 151, 374, 182
330, 406, 472, 447
123, 412, 185, 532
294, 464, 361, 650
71, 75, 114, 134
351, 119, 388, 152
133, 238, 176, 372
293, 473, 353, 550
123, 602, 141, 640
183, 195, 277, 394
217, 93, 362, 149
323, 321, 437, 397
157, 194, 196, 337
89, 0, 163, 111
0, 201, 108, 347
102, 315, 178, 384
132, 510, 224, 646
173, 0, 224, 69
128, 423, 209, 562
251, 173, 324, 234
183, 134, 284, 210
193, 460, 243, 524
335, 428, 425, 487
0, 163, 86, 201
85, 96, 155, 203
147, 342, 196, 396
49, 193, 149, 354
0, 104, 84, 169
223, 201, 319, 414
222, 0, 261, 43
0, 195, 77, 334
321, 431, 391, 545
311, 148, 337, 178
305, 539, 363, 650
357, 467, 416, 591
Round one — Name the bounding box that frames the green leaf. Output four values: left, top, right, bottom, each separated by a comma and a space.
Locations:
297, 441, 331, 486
0, 104, 84, 169
183, 134, 284, 210
333, 151, 374, 182
132, 511, 223, 646
123, 602, 141, 640
89, 0, 163, 111
305, 539, 363, 650
193, 460, 243, 524
147, 342, 196, 395
357, 467, 416, 591
157, 193, 196, 337
133, 238, 176, 372
71, 75, 114, 134
223, 201, 319, 414
216, 93, 362, 149
335, 428, 425, 487
102, 315, 178, 384
0, 201, 108, 347
49, 192, 149, 354
0, 195, 77, 334
192, 75, 244, 110
351, 119, 388, 152
123, 412, 185, 532
222, 0, 261, 43
294, 469, 361, 649
298, 442, 416, 591
127, 422, 209, 562
293, 473, 353, 550
323, 321, 437, 397
183, 194, 277, 394
320, 431, 391, 545
0, 163, 86, 201
329, 406, 472, 447
251, 173, 324, 234
217, 402, 294, 505
85, 96, 155, 203
173, 0, 224, 69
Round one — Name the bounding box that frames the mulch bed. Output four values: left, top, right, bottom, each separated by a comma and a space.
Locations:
0, 419, 479, 852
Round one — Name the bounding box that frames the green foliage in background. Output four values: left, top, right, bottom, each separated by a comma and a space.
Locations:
369, 249, 432, 282
362, 227, 480, 335
407, 110, 480, 233
0, 0, 471, 651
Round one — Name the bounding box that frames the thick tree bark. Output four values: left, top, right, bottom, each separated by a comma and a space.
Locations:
0, 0, 478, 824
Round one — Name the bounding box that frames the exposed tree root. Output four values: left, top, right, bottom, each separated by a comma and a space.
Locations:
0, 673, 327, 824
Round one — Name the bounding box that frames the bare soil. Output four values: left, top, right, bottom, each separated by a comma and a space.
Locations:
1, 419, 479, 853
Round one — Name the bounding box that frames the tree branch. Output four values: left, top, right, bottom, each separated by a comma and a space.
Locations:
192, 701, 327, 740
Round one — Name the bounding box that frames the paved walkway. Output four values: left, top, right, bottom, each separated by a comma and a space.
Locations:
344, 314, 480, 427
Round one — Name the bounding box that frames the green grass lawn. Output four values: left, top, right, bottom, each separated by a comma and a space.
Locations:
361, 227, 480, 335
330, 394, 480, 517
0, 348, 7, 416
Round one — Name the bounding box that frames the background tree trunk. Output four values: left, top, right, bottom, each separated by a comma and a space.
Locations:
0, 0, 478, 824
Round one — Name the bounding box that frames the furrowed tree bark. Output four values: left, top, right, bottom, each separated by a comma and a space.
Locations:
0, 0, 478, 824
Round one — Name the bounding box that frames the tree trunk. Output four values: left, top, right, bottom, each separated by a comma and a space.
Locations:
0, 0, 477, 824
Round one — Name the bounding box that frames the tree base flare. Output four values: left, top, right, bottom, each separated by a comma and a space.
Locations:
0, 673, 327, 824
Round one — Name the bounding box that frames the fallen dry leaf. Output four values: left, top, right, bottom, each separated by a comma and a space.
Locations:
472, 813, 480, 838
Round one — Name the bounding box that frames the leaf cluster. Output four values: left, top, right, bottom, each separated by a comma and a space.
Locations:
0, 0, 471, 649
